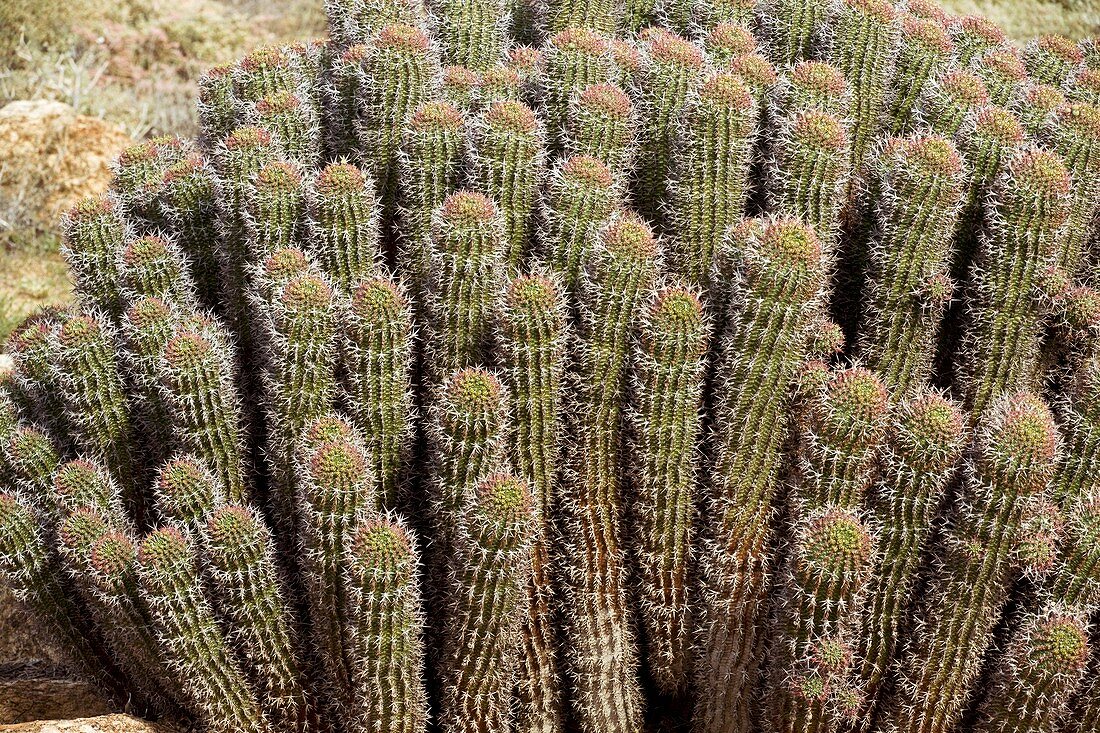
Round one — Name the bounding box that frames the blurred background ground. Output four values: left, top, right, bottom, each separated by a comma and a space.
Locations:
0, 0, 327, 342
0, 0, 1094, 343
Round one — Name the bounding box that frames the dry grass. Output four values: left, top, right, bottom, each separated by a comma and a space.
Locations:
939, 0, 1098, 43
0, 244, 72, 344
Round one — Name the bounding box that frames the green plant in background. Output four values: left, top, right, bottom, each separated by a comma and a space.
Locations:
4, 4, 1100, 733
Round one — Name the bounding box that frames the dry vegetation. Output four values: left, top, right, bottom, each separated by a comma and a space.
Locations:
0, 0, 1094, 343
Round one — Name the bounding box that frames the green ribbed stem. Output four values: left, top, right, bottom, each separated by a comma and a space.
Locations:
765, 510, 875, 733
825, 0, 899, 174
83, 527, 188, 714
439, 472, 537, 733
666, 73, 758, 292
542, 28, 616, 148
356, 24, 440, 211
261, 272, 339, 529
398, 101, 467, 291
949, 106, 1025, 286
852, 393, 967, 727
883, 393, 1059, 733
213, 126, 278, 342
916, 69, 990, 138
1049, 103, 1100, 276
343, 276, 415, 510
767, 110, 850, 254
232, 46, 303, 110
119, 297, 181, 466
634, 29, 705, 220
544, 156, 618, 293
308, 163, 382, 292
564, 83, 635, 188
54, 312, 135, 494
203, 504, 309, 732
429, 368, 509, 563
694, 218, 827, 733
345, 515, 428, 733
793, 367, 889, 512
246, 161, 307, 266
296, 429, 374, 712
9, 314, 72, 446
973, 604, 1091, 733
119, 235, 199, 309
960, 149, 1072, 418
155, 455, 225, 530
1075, 674, 1100, 733
471, 100, 545, 266
972, 48, 1027, 108
0, 492, 124, 696
562, 213, 656, 733
436, 0, 507, 71
326, 0, 427, 47
545, 0, 617, 36
477, 65, 523, 108
631, 284, 707, 695
197, 65, 238, 149
885, 14, 953, 134
3, 427, 62, 515
53, 459, 123, 518
327, 44, 370, 159
112, 137, 188, 227
61, 197, 127, 320
704, 22, 756, 67
159, 321, 248, 502
159, 155, 222, 310
950, 15, 1007, 65
138, 526, 272, 733
1023, 34, 1083, 87
766, 0, 831, 66
771, 60, 850, 117
499, 272, 568, 733
856, 136, 966, 396
689, 0, 755, 34
441, 66, 479, 112
249, 91, 321, 169
425, 191, 505, 376
1016, 83, 1065, 138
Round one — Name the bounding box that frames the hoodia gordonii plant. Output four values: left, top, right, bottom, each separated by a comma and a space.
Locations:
4, 3, 1100, 733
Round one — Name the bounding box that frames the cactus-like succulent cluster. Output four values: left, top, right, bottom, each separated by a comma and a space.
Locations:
2, 2, 1100, 733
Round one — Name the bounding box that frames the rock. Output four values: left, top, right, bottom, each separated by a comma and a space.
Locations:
0, 101, 130, 230
0, 588, 64, 669
0, 662, 112, 725
0, 714, 167, 732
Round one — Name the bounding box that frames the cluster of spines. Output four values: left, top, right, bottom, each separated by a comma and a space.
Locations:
4, 5, 1100, 733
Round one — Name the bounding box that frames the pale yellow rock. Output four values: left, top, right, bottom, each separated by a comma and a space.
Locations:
0, 714, 165, 733
0, 100, 131, 230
